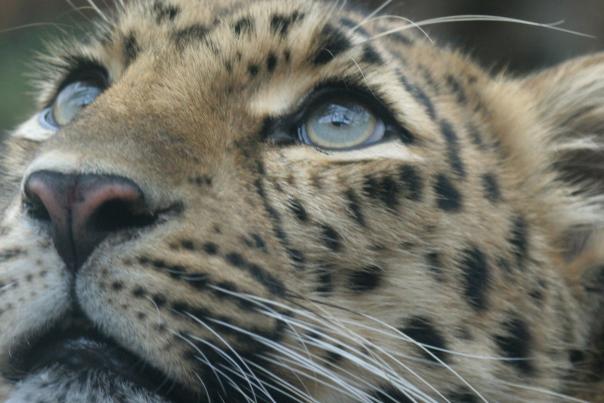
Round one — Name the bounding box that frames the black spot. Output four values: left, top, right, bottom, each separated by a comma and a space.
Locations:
399, 75, 436, 119
288, 199, 308, 222
361, 44, 383, 65
287, 248, 305, 266
232, 17, 254, 36
111, 281, 124, 291
468, 124, 485, 148
482, 173, 501, 203
446, 75, 467, 104
153, 1, 180, 24
325, 349, 343, 364
224, 251, 285, 296
399, 165, 423, 201
509, 216, 529, 267
425, 252, 444, 281
569, 349, 585, 365
225, 253, 245, 268
363, 175, 400, 210
180, 240, 195, 251
172, 24, 210, 49
151, 294, 168, 308
202, 242, 219, 255
370, 387, 413, 402
123, 32, 141, 66
529, 287, 543, 301
349, 265, 382, 292
345, 189, 366, 226
247, 63, 260, 77
400, 316, 449, 363
189, 175, 213, 186
434, 174, 462, 212
315, 265, 333, 294
461, 247, 490, 311
312, 24, 351, 66
440, 120, 466, 178
494, 316, 534, 375
321, 224, 342, 251
270, 11, 305, 37
0, 248, 25, 262
132, 287, 146, 298
266, 52, 278, 72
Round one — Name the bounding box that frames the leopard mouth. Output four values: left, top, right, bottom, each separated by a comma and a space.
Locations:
6, 311, 197, 402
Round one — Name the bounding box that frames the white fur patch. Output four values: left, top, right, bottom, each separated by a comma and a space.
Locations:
11, 112, 56, 142
6, 367, 169, 403
280, 141, 423, 162
22, 150, 84, 187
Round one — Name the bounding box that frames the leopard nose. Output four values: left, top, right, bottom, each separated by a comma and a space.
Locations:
24, 171, 153, 272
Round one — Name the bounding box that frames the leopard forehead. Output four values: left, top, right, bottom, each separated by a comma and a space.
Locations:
1, 0, 603, 402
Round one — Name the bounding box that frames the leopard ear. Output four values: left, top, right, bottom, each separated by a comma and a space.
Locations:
526, 53, 604, 193
524, 53, 604, 390
523, 53, 604, 258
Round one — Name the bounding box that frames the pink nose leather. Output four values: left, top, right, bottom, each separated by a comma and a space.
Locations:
24, 171, 147, 272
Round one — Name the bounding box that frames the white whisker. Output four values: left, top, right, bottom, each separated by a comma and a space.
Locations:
492, 380, 590, 403
85, 0, 111, 24
183, 311, 272, 403
363, 15, 594, 44
350, 0, 393, 32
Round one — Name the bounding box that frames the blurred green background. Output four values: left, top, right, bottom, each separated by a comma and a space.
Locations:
1, 0, 603, 134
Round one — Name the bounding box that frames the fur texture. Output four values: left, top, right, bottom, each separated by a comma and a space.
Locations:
0, 0, 603, 402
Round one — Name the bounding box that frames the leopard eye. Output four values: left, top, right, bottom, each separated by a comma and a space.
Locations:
42, 81, 103, 130
298, 98, 385, 150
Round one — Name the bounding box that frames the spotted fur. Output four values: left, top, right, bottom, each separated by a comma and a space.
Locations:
1, 0, 603, 402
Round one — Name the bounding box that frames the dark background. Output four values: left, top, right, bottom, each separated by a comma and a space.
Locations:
1, 0, 603, 133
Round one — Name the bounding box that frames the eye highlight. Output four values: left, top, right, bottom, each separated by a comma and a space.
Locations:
299, 98, 385, 150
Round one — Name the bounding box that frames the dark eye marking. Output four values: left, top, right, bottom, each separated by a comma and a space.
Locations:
123, 32, 141, 66
398, 74, 436, 120
361, 44, 383, 65
440, 120, 466, 178
312, 24, 351, 66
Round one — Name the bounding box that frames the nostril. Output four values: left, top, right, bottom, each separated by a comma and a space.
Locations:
24, 193, 52, 223
91, 199, 158, 233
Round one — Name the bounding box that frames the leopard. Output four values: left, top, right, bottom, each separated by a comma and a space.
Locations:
0, 0, 603, 402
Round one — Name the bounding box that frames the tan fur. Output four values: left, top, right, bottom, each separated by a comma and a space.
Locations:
0, 0, 603, 401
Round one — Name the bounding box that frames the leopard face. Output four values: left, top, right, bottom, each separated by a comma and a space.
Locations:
1, 1, 603, 402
